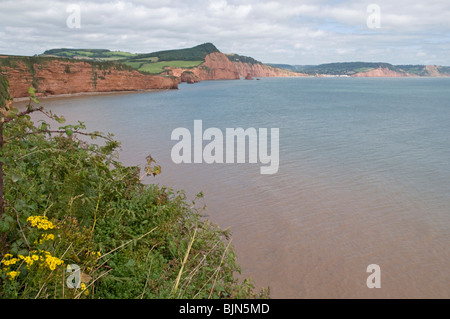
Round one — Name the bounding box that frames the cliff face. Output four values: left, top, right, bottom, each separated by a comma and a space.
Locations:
168, 52, 240, 83
352, 67, 411, 78
1, 58, 178, 99
168, 52, 305, 83
424, 65, 442, 77
232, 61, 305, 78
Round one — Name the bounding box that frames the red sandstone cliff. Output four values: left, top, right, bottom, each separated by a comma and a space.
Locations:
424, 65, 443, 77
232, 61, 306, 78
352, 67, 411, 78
0, 57, 178, 99
167, 52, 305, 83
168, 52, 240, 83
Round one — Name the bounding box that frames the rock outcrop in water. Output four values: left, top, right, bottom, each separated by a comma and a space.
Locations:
180, 71, 199, 84
0, 57, 178, 99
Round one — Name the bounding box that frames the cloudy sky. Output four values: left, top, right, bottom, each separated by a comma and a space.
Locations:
0, 0, 449, 65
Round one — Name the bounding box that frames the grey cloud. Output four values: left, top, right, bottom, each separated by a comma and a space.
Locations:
0, 0, 448, 65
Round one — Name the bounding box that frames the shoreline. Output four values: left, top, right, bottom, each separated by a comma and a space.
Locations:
12, 88, 172, 103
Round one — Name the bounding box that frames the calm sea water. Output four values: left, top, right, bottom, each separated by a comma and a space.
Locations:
20, 77, 450, 298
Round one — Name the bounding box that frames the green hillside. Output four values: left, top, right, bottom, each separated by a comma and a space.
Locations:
42, 48, 138, 61
40, 43, 219, 74
121, 43, 218, 74
226, 53, 261, 65
294, 62, 406, 76
127, 43, 219, 62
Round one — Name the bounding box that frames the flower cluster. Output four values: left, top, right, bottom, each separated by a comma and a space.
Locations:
27, 216, 56, 230
18, 254, 39, 269
1, 254, 19, 267
36, 233, 55, 245
1, 255, 23, 280
88, 251, 102, 258
2, 250, 64, 280
80, 282, 89, 296
7, 271, 20, 280
38, 250, 64, 271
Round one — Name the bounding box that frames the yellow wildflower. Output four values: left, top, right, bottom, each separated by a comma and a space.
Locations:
7, 271, 20, 280
26, 216, 55, 230
1, 256, 19, 266
80, 283, 89, 296
42, 252, 64, 271
38, 233, 55, 244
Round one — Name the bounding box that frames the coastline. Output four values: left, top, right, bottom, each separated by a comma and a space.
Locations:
12, 88, 171, 103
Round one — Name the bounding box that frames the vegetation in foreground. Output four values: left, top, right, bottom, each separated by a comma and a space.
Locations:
0, 77, 268, 299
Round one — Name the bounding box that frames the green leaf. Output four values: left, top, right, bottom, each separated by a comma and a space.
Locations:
54, 115, 66, 124
125, 259, 135, 267
65, 129, 74, 136
18, 249, 29, 256
0, 220, 9, 232
11, 173, 20, 183
40, 122, 48, 130
4, 215, 15, 224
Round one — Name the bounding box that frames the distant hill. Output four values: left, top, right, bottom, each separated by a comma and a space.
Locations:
121, 43, 219, 74
396, 65, 450, 77
41, 43, 220, 75
267, 64, 310, 73
127, 42, 219, 62
226, 54, 262, 65
42, 48, 138, 61
268, 62, 450, 77
269, 62, 404, 75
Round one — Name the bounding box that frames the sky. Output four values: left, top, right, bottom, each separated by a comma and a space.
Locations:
0, 0, 449, 65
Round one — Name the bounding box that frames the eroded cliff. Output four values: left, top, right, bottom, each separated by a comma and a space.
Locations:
232, 61, 305, 78
352, 67, 411, 78
167, 52, 305, 83
167, 52, 239, 83
0, 56, 178, 99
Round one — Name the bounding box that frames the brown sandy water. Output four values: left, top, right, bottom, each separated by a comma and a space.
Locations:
147, 159, 449, 299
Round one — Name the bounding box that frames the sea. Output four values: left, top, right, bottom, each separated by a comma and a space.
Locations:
18, 77, 450, 298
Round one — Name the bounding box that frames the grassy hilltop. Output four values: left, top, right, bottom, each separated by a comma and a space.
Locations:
41, 43, 220, 75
